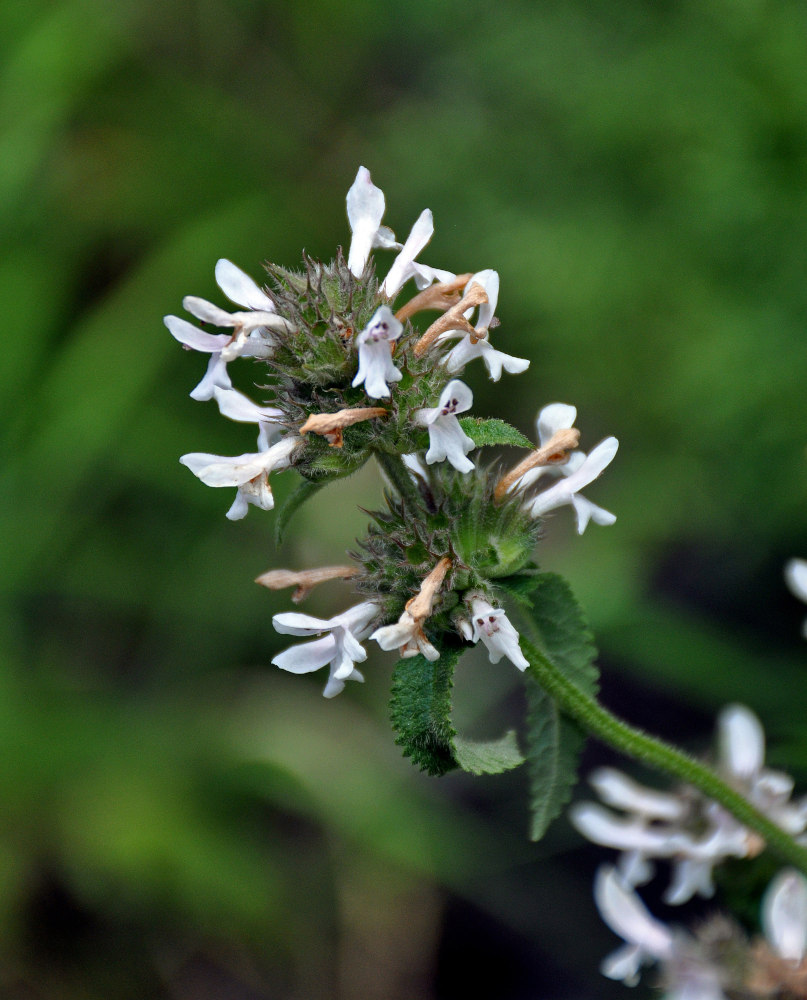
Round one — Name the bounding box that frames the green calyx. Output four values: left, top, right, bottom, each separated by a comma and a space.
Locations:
353, 462, 541, 626
258, 253, 482, 484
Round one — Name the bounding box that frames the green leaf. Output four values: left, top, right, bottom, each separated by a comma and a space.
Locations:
389, 642, 461, 777
519, 573, 599, 841
453, 731, 525, 775
494, 564, 543, 611
274, 477, 325, 544
458, 417, 533, 450
390, 639, 525, 778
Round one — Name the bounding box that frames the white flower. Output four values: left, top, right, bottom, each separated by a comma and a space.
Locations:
717, 704, 807, 837
351, 306, 404, 399
439, 271, 529, 381
763, 869, 807, 964
527, 436, 618, 533
785, 559, 807, 639
594, 865, 675, 986
272, 601, 379, 698
211, 386, 284, 451
467, 596, 529, 671
594, 867, 726, 1000
371, 609, 440, 661
415, 379, 476, 473
345, 166, 401, 277
571, 766, 749, 906
165, 259, 288, 399
380, 209, 454, 298
513, 403, 586, 491
179, 435, 299, 520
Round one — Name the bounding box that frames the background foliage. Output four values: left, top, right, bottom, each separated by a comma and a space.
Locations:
3, 0, 807, 996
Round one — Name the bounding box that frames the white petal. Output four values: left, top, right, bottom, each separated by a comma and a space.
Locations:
763, 869, 807, 962
323, 665, 364, 699
601, 943, 644, 985
370, 619, 415, 652
718, 704, 765, 781
336, 601, 379, 635
589, 768, 688, 821
438, 379, 473, 415
537, 403, 577, 445
352, 339, 402, 399
571, 495, 617, 534
272, 612, 334, 636
212, 386, 282, 426
272, 635, 337, 674
356, 305, 403, 345
165, 314, 230, 352
182, 296, 236, 327
190, 353, 232, 401
346, 166, 388, 277
180, 451, 272, 487
569, 803, 681, 856
380, 208, 434, 298
424, 419, 475, 473
464, 269, 499, 331
529, 437, 618, 519
225, 490, 249, 520
664, 859, 715, 905
215, 259, 274, 311
785, 559, 807, 603
594, 866, 674, 959
442, 336, 529, 382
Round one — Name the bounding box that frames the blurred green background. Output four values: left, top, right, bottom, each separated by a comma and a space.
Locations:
3, 0, 807, 996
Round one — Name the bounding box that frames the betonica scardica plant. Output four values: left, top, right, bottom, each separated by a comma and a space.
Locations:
165, 165, 622, 827
166, 168, 807, 999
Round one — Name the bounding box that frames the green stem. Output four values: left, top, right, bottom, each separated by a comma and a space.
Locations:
524, 638, 807, 875
373, 450, 424, 512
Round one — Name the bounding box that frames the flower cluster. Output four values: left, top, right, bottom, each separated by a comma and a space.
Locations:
593, 863, 807, 1000
572, 705, 807, 905
574, 705, 807, 997
165, 167, 620, 696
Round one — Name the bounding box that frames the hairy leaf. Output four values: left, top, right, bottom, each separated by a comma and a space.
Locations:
521, 573, 599, 841
458, 417, 533, 450
389, 642, 462, 776
453, 730, 525, 775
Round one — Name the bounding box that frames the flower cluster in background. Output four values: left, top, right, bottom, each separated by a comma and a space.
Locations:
574, 704, 807, 998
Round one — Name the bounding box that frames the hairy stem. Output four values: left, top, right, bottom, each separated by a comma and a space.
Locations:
524, 638, 807, 875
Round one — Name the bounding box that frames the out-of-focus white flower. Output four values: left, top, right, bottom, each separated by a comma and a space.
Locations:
165, 259, 290, 399
345, 166, 401, 277
595, 865, 675, 985
574, 706, 807, 911
763, 869, 807, 965
179, 435, 299, 520
467, 595, 529, 671
527, 436, 618, 533
717, 704, 807, 837
439, 271, 529, 381
211, 387, 284, 451
594, 867, 726, 1000
763, 869, 807, 964
415, 379, 476, 473
272, 601, 379, 698
785, 559, 807, 639
352, 306, 404, 398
